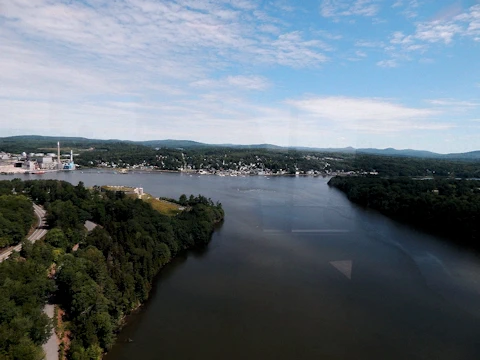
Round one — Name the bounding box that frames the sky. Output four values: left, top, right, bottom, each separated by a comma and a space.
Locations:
1, 0, 480, 153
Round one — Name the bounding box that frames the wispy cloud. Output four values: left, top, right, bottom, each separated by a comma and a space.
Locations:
381, 4, 480, 65
377, 59, 398, 68
392, 0, 422, 18
286, 96, 447, 133
1, 0, 329, 77
425, 99, 479, 112
320, 0, 380, 18
426, 99, 478, 106
190, 75, 271, 91
355, 40, 385, 48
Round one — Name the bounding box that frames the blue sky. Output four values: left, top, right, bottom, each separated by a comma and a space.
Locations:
1, 0, 479, 152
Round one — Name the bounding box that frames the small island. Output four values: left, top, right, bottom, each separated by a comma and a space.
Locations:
0, 179, 224, 359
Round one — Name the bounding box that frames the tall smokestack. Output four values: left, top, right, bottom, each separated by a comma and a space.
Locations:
57, 142, 61, 165
70, 149, 73, 162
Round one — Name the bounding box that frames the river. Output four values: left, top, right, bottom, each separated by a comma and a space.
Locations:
4, 170, 480, 359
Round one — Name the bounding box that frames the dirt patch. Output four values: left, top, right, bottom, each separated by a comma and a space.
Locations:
56, 307, 71, 360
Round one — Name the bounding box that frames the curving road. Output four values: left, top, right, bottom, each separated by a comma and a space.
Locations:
0, 204, 47, 262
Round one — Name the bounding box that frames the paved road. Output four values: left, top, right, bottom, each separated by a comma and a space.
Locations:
0, 204, 47, 262
0, 204, 58, 359
42, 304, 59, 360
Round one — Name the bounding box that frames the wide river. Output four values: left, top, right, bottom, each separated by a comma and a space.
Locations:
5, 170, 480, 359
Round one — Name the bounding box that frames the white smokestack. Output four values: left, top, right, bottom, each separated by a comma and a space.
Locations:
57, 142, 61, 164
70, 149, 73, 162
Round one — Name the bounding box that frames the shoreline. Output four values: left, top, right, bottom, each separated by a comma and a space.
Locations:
78, 167, 333, 177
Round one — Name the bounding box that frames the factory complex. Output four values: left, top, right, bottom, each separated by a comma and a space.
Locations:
0, 142, 76, 174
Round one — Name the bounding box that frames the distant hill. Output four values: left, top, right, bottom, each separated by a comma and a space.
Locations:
1, 135, 479, 160
355, 148, 441, 158
446, 150, 480, 160
138, 140, 284, 150
138, 139, 207, 149
217, 143, 284, 150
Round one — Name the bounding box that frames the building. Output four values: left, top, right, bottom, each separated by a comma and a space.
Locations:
63, 150, 76, 170
22, 161, 36, 171
37, 156, 53, 169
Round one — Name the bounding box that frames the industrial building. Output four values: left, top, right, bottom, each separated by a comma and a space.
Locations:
0, 141, 76, 174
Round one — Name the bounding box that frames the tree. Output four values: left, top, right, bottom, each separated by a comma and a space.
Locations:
179, 194, 187, 206
44, 228, 68, 249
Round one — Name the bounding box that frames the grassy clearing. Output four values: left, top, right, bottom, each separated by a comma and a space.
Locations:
102, 185, 182, 216
102, 185, 135, 192
142, 194, 182, 216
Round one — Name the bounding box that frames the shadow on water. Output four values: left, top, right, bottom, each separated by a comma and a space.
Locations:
107, 253, 191, 349
107, 221, 225, 353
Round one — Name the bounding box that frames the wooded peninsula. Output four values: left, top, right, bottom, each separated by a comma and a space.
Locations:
0, 179, 224, 359
328, 176, 479, 249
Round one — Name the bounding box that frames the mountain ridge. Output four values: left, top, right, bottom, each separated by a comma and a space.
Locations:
1, 135, 479, 160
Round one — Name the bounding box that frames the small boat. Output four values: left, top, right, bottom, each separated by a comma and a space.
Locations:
32, 171, 46, 174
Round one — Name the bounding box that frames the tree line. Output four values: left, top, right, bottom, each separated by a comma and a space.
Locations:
328, 176, 480, 249
0, 179, 224, 359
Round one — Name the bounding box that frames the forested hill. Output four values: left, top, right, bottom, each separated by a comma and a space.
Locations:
0, 179, 224, 359
328, 176, 480, 249
1, 135, 480, 160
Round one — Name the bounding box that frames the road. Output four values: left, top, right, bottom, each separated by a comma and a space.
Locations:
0, 204, 47, 262
0, 203, 58, 359
42, 304, 59, 360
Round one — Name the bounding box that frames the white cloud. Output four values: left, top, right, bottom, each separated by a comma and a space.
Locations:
390, 4, 480, 50
426, 99, 478, 107
392, 1, 404, 8
1, 0, 329, 76
285, 96, 447, 133
377, 5, 480, 67
355, 40, 385, 48
377, 59, 398, 68
320, 0, 380, 18
225, 76, 270, 90
393, 0, 421, 18
191, 75, 270, 90
415, 22, 462, 44
425, 99, 479, 112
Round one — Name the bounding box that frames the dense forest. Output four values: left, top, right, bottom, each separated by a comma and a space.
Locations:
0, 193, 35, 248
0, 179, 224, 359
0, 245, 54, 360
329, 176, 480, 249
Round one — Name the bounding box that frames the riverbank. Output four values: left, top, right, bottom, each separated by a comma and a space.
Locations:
0, 179, 225, 359
81, 166, 338, 177
328, 176, 480, 252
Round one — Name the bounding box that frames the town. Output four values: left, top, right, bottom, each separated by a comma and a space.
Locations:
93, 155, 374, 177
